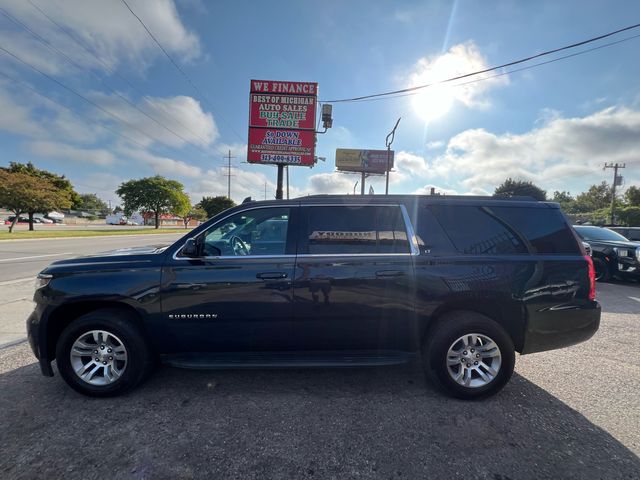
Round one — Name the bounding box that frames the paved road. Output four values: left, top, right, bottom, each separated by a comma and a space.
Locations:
0, 233, 184, 282
0, 277, 638, 478
0, 234, 183, 347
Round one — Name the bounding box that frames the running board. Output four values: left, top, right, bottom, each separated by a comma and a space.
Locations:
161, 351, 414, 369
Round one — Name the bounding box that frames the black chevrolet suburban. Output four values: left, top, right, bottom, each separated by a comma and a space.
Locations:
27, 195, 600, 399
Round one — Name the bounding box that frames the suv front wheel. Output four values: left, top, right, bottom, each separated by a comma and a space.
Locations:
55, 309, 155, 397
423, 311, 515, 400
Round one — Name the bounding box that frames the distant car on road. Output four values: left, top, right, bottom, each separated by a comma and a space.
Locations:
4, 215, 29, 225
574, 225, 640, 281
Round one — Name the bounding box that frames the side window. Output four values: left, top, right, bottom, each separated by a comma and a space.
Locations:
488, 207, 579, 254
202, 207, 290, 256
303, 206, 409, 255
429, 205, 527, 255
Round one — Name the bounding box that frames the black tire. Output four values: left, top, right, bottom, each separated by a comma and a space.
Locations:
592, 257, 611, 282
55, 308, 155, 397
422, 311, 515, 400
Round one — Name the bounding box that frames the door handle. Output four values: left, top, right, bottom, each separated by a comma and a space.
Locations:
375, 270, 405, 278
256, 272, 288, 280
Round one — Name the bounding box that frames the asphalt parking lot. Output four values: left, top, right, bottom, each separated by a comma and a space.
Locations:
0, 237, 639, 479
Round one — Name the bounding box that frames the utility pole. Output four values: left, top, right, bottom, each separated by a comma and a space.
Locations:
264, 182, 267, 200
275, 165, 284, 200
385, 117, 401, 195
286, 165, 290, 200
604, 162, 625, 224
222, 150, 236, 200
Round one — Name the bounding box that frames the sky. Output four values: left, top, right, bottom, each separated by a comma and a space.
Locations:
0, 0, 639, 206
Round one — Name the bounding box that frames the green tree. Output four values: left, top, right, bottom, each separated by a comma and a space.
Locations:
4, 162, 80, 229
179, 204, 207, 229
494, 178, 547, 201
574, 182, 612, 212
116, 175, 187, 229
617, 206, 640, 227
0, 170, 73, 232
196, 196, 235, 218
6, 162, 80, 207
77, 193, 110, 216
624, 186, 640, 206
552, 191, 576, 213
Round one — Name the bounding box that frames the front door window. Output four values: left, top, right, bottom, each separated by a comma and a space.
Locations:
202, 208, 290, 257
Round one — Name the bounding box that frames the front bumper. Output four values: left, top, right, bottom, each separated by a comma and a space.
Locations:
26, 304, 54, 377
616, 257, 640, 278
521, 300, 601, 354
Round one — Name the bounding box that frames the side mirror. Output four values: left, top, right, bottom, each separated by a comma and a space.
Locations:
181, 238, 200, 257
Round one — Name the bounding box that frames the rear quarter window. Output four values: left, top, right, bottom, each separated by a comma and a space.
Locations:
489, 206, 580, 254
429, 205, 579, 255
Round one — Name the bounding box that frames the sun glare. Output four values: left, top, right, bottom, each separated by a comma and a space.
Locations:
411, 85, 455, 122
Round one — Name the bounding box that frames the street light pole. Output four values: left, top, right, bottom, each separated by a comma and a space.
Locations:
385, 117, 401, 195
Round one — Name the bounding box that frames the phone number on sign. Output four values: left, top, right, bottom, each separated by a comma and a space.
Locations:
260, 154, 303, 164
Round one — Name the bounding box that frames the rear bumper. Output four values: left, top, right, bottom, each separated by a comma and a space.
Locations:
521, 301, 601, 354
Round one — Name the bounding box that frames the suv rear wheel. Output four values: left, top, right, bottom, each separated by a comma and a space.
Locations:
422, 311, 515, 400
55, 309, 155, 397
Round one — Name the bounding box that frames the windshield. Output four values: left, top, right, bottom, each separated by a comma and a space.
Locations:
574, 226, 629, 242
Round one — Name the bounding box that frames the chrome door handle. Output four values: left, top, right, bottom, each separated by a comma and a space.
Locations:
256, 272, 288, 280
375, 270, 405, 278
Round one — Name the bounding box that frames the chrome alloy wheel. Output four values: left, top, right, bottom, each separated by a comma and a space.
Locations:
446, 333, 502, 388
69, 330, 128, 386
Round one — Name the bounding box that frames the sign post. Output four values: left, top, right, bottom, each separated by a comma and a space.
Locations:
248, 80, 318, 199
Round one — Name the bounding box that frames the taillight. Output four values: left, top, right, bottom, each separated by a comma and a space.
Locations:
585, 255, 596, 301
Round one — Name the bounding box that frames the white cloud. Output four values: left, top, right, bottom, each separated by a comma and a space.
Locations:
407, 42, 509, 120
426, 140, 444, 150
119, 146, 203, 178
0, 0, 201, 75
395, 151, 429, 175
189, 166, 304, 204
431, 106, 640, 192
28, 140, 118, 166
0, 81, 46, 137
89, 92, 217, 148
306, 172, 358, 195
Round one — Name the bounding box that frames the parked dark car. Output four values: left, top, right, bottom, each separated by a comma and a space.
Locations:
574, 225, 640, 281
609, 226, 640, 242
28, 195, 600, 399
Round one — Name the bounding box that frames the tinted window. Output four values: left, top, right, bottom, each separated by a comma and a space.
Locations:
202, 207, 289, 256
303, 206, 409, 254
574, 226, 629, 242
430, 205, 526, 254
490, 207, 579, 254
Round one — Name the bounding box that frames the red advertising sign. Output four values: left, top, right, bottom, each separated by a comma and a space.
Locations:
247, 129, 316, 165
248, 79, 317, 166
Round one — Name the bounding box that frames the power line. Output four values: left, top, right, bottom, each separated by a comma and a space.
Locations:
118, 0, 245, 143
0, 69, 151, 150
0, 42, 167, 147
25, 0, 218, 151
322, 22, 640, 103
344, 33, 640, 104
0, 5, 219, 156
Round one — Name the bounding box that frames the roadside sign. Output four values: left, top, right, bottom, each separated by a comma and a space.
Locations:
335, 149, 394, 174
248, 80, 317, 166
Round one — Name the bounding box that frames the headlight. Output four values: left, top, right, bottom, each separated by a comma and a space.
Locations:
613, 247, 628, 257
636, 247, 640, 262
35, 273, 52, 289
